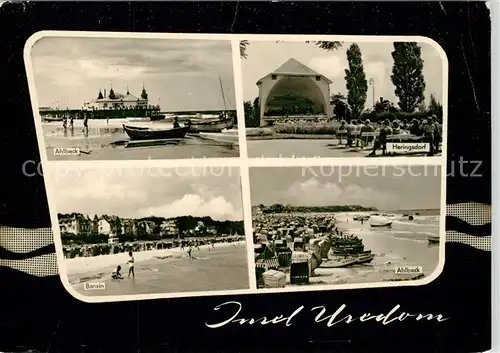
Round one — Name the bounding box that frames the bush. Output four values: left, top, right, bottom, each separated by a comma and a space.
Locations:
360, 111, 429, 123
273, 121, 341, 135
245, 128, 274, 137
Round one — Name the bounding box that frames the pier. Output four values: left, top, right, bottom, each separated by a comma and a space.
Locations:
39, 106, 161, 120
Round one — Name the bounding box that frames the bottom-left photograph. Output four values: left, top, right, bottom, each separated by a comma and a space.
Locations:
46, 165, 249, 299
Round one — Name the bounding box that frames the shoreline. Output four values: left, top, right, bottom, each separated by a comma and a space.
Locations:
65, 241, 246, 276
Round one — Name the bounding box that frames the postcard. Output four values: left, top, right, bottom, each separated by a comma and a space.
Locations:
0, 3, 492, 351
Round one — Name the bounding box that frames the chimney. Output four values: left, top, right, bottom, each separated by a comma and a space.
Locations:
104, 89, 107, 98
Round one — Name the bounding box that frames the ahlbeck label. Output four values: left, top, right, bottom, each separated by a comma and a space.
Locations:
53, 147, 80, 156
394, 266, 423, 274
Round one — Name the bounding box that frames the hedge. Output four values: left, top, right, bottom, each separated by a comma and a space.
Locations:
359, 111, 440, 123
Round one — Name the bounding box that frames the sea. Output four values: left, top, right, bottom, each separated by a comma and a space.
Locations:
69, 242, 249, 297
41, 118, 239, 160
305, 211, 441, 286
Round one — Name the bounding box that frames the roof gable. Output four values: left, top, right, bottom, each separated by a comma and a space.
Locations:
273, 58, 320, 76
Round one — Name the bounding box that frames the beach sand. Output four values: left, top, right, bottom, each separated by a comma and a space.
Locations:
66, 241, 249, 296
41, 120, 239, 160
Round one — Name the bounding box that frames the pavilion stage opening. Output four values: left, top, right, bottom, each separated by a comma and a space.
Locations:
257, 58, 333, 126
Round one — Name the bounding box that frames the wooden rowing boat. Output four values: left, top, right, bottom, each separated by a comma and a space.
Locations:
355, 253, 375, 264
188, 115, 235, 133
122, 124, 188, 141
43, 116, 64, 122
370, 221, 392, 228
320, 257, 357, 268
427, 236, 440, 244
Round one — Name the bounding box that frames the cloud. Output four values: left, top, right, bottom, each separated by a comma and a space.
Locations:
30, 37, 235, 110
308, 56, 344, 80
262, 177, 398, 210
242, 41, 444, 105
50, 166, 242, 221
138, 194, 241, 221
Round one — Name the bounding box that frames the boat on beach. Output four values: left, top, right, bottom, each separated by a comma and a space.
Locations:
370, 216, 393, 228
370, 222, 392, 228
427, 235, 440, 244
355, 253, 375, 264
187, 77, 235, 133
43, 116, 64, 122
122, 124, 189, 141
320, 256, 358, 268
188, 113, 235, 133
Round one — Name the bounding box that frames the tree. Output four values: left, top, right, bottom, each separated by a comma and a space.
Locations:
344, 43, 368, 118
252, 97, 260, 123
390, 42, 426, 112
373, 97, 397, 113
330, 93, 351, 121
314, 41, 343, 52
108, 88, 116, 99
244, 101, 254, 127
97, 90, 103, 99
239, 41, 342, 59
428, 93, 443, 120
240, 40, 249, 59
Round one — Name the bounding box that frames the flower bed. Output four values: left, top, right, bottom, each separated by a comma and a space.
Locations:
273, 121, 341, 135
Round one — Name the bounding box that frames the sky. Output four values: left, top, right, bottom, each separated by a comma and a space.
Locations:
241, 41, 444, 107
249, 166, 442, 211
50, 166, 243, 221
30, 37, 236, 111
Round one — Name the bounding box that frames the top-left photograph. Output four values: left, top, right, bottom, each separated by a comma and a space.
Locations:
25, 33, 240, 160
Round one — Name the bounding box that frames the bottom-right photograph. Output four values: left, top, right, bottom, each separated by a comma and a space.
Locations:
249, 165, 444, 289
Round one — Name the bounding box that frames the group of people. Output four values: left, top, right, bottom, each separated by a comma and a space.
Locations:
111, 251, 135, 280
62, 115, 89, 132
336, 115, 442, 156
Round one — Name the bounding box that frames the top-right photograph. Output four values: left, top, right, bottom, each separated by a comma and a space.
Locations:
240, 39, 446, 158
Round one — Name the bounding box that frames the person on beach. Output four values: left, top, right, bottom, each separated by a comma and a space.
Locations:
173, 117, 180, 129
409, 119, 423, 136
69, 116, 74, 128
422, 118, 436, 156
82, 116, 89, 133
111, 265, 123, 280
337, 120, 347, 145
368, 120, 392, 156
432, 115, 442, 153
360, 119, 374, 148
127, 251, 135, 278
187, 246, 193, 259
62, 117, 67, 129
